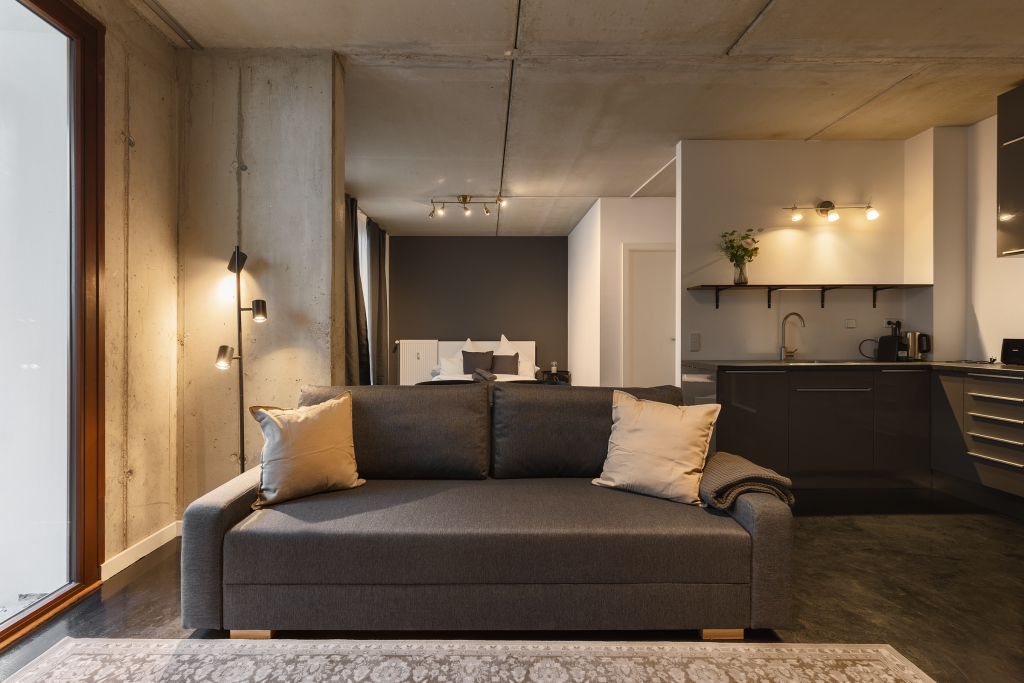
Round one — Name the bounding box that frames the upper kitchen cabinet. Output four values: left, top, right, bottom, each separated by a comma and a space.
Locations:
716, 369, 789, 472
997, 85, 1024, 256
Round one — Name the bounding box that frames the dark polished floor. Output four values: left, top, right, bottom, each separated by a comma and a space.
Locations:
1, 488, 1022, 683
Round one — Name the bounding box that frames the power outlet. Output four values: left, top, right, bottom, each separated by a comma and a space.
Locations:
882, 317, 903, 329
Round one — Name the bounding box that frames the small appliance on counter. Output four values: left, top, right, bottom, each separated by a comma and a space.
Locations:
1001, 338, 1024, 365
876, 321, 908, 361
903, 331, 931, 360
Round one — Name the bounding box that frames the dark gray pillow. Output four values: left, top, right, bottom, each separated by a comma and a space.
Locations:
491, 353, 519, 374
491, 383, 685, 478
297, 384, 490, 479
462, 350, 493, 374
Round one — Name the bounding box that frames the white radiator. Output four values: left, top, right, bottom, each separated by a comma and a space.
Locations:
398, 340, 438, 385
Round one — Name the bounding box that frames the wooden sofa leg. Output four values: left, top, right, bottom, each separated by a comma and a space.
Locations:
701, 629, 744, 640
230, 630, 275, 640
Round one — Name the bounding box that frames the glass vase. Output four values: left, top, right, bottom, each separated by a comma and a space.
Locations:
733, 262, 748, 285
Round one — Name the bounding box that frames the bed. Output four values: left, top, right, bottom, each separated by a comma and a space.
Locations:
430, 340, 538, 382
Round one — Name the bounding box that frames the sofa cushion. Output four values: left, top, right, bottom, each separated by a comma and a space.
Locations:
491, 384, 684, 478
298, 384, 489, 479
222, 478, 750, 586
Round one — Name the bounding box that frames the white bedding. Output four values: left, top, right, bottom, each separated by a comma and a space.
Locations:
431, 374, 526, 382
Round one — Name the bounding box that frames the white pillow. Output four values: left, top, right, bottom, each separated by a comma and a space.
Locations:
498, 334, 534, 377
441, 338, 482, 375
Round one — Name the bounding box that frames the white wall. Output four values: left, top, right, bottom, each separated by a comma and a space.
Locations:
679, 140, 908, 361
599, 198, 675, 386
967, 116, 1024, 360
567, 200, 601, 386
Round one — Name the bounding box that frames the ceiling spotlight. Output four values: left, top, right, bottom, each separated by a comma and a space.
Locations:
866, 205, 879, 220
464, 205, 471, 216
828, 210, 840, 222
501, 199, 507, 206
484, 206, 491, 215
429, 209, 435, 218
438, 204, 445, 216
789, 205, 803, 221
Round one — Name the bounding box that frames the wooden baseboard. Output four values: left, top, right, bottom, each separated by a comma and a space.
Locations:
701, 628, 744, 640
230, 630, 275, 640
0, 581, 102, 653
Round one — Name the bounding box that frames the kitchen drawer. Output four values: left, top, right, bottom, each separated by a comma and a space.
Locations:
790, 370, 873, 389
964, 390, 1024, 422
964, 373, 1024, 399
964, 431, 1024, 468
965, 412, 1024, 442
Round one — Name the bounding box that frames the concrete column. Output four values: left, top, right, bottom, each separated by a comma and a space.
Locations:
179, 50, 334, 505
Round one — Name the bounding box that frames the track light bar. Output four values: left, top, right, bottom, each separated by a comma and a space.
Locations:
782, 200, 880, 222
429, 195, 504, 218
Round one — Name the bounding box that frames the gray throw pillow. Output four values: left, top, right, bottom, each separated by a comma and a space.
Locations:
462, 350, 493, 374
491, 353, 519, 374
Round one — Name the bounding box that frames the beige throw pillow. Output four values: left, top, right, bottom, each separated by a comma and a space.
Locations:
249, 392, 365, 509
593, 391, 721, 505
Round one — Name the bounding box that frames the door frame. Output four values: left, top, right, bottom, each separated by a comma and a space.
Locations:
621, 242, 675, 387
0, 0, 105, 650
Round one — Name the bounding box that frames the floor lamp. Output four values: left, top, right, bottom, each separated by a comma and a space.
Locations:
215, 246, 268, 476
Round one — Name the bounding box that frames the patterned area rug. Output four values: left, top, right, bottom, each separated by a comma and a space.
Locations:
7, 638, 937, 683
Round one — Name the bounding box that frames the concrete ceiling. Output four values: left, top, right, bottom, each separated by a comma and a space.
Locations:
156, 0, 1024, 235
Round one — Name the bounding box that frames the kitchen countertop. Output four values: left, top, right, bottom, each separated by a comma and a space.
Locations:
681, 359, 1024, 378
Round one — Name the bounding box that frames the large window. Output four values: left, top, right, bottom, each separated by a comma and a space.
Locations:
0, 0, 103, 645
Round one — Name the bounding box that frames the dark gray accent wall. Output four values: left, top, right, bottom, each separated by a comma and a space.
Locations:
388, 237, 568, 385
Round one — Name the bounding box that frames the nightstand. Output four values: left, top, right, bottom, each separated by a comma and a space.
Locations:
540, 370, 571, 385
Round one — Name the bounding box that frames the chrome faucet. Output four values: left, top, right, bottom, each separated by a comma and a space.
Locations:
780, 312, 806, 360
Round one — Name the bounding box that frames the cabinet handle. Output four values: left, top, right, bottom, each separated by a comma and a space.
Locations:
967, 412, 1024, 425
967, 431, 1024, 447
967, 392, 1024, 403
795, 388, 872, 392
881, 369, 928, 373
724, 370, 786, 374
968, 452, 1024, 468
969, 373, 1023, 380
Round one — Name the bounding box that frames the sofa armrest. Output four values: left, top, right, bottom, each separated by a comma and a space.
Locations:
181, 466, 261, 629
726, 491, 793, 630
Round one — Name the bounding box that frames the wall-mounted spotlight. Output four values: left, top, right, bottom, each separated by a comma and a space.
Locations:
782, 200, 880, 223
1000, 212, 1017, 222
215, 246, 270, 476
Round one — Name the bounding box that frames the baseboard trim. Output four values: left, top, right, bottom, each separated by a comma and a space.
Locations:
932, 470, 1024, 522
100, 520, 182, 581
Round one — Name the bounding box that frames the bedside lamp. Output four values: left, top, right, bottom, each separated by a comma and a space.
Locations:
215, 246, 269, 475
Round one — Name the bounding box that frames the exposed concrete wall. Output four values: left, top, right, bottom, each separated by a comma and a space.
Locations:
178, 50, 334, 506
72, 0, 180, 561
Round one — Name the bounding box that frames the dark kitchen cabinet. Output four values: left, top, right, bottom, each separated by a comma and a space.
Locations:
716, 370, 789, 471
789, 371, 874, 471
873, 369, 930, 470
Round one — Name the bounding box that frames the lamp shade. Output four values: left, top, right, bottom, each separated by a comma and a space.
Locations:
215, 345, 235, 369
252, 299, 268, 322
227, 250, 248, 273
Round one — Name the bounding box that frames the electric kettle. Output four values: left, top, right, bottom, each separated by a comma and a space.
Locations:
903, 332, 932, 361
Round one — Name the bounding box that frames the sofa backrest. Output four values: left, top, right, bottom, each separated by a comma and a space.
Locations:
490, 383, 684, 478
298, 384, 489, 479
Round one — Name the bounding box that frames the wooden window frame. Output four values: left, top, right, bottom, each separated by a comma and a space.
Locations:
0, 0, 105, 649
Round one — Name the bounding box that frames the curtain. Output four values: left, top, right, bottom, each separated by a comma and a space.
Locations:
366, 218, 389, 384
342, 194, 371, 385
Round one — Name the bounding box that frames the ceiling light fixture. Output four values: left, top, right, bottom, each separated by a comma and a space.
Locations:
782, 200, 880, 223
428, 194, 502, 218
1000, 212, 1016, 221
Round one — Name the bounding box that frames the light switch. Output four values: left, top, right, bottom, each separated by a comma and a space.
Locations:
689, 332, 700, 352
845, 319, 857, 329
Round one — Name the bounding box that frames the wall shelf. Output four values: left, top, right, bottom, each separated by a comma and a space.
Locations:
687, 283, 933, 309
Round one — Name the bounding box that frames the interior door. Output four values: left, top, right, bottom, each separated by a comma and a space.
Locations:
625, 247, 675, 387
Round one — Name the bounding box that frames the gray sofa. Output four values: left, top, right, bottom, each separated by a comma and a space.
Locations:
181, 382, 792, 633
